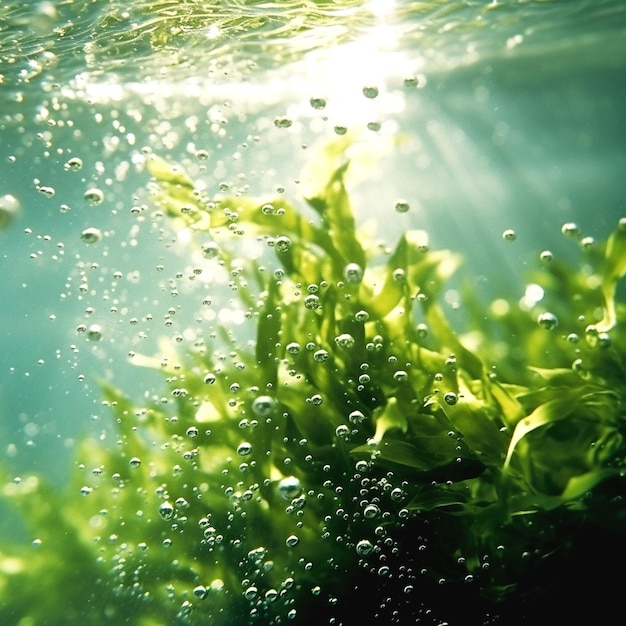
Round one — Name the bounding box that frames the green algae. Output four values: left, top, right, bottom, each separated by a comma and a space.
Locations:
1, 140, 626, 625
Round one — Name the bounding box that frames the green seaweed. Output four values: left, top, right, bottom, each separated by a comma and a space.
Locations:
1, 139, 626, 625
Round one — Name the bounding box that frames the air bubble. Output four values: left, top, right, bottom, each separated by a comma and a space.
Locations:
443, 392, 458, 406
392, 268, 406, 282
277, 476, 302, 500
335, 334, 355, 349
244, 586, 258, 600
363, 504, 380, 519
201, 242, 220, 259
537, 312, 558, 330
274, 236, 291, 252
349, 410, 366, 424
37, 185, 55, 198
129, 457, 141, 468
336, 424, 350, 438
356, 539, 374, 556
0, 194, 21, 228
343, 263, 363, 283
362, 86, 379, 99
304, 294, 321, 310
237, 442, 252, 456
251, 395, 276, 418
309, 97, 327, 110
580, 236, 595, 250
274, 117, 292, 128
84, 188, 104, 206
502, 229, 517, 241
561, 222, 580, 238
313, 349, 329, 362
86, 324, 103, 342
80, 227, 102, 244
158, 501, 175, 520
64, 157, 83, 171
395, 200, 410, 214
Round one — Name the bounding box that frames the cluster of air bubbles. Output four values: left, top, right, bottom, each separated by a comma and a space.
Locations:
36, 184, 55, 198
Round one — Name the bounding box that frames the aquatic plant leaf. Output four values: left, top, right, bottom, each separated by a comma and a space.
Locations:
597, 219, 626, 331
406, 483, 472, 512
443, 396, 509, 467
371, 397, 408, 443
501, 387, 617, 478
255, 279, 282, 383
306, 160, 367, 273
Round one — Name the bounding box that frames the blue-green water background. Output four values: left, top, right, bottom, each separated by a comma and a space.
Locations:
0, 0, 625, 524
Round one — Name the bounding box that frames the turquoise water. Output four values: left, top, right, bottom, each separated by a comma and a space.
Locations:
1, 1, 626, 623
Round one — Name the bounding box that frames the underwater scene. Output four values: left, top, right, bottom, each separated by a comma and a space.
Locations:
1, 1, 626, 624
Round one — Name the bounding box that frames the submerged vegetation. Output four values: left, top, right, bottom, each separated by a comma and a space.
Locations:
1, 139, 626, 625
